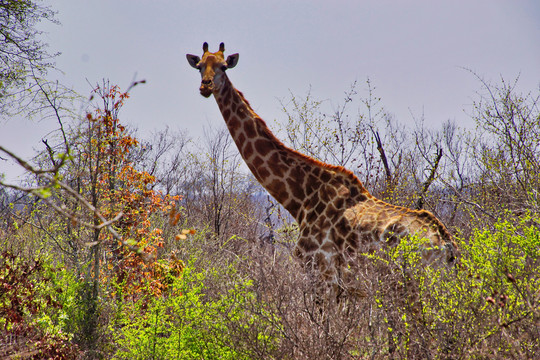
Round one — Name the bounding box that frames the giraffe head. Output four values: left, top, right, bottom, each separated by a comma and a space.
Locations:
186, 42, 239, 98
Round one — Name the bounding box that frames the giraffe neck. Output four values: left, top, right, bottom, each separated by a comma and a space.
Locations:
212, 74, 308, 220
212, 74, 370, 224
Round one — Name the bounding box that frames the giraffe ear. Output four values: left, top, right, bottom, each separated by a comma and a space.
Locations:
186, 54, 201, 69
226, 53, 239, 69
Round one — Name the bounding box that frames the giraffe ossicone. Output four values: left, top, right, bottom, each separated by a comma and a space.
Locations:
186, 42, 458, 294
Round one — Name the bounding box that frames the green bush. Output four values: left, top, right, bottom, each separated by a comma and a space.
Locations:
372, 215, 540, 358
112, 261, 281, 359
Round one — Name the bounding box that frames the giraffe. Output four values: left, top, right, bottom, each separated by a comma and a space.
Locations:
186, 42, 458, 295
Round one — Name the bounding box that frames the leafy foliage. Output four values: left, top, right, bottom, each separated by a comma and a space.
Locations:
113, 261, 280, 360
0, 251, 79, 359
368, 215, 540, 358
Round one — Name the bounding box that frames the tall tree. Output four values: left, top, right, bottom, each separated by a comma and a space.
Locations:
0, 0, 58, 117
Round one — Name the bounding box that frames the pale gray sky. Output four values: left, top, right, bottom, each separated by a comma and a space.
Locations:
2, 0, 540, 180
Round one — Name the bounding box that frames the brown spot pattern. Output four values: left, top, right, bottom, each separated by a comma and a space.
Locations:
243, 141, 254, 159
229, 116, 241, 131
299, 237, 319, 253
254, 139, 274, 155
244, 121, 257, 138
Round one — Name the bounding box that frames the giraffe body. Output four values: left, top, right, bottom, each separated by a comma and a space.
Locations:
187, 43, 458, 293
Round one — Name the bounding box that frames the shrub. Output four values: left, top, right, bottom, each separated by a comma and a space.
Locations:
0, 251, 79, 359
112, 260, 281, 359
370, 215, 540, 358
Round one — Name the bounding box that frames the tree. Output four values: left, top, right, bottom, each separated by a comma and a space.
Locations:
0, 0, 59, 117
278, 80, 442, 206
136, 126, 191, 195
0, 80, 186, 353
471, 75, 540, 216
178, 126, 265, 243
47, 81, 182, 294
279, 82, 369, 169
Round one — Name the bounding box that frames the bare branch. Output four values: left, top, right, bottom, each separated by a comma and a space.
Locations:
415, 147, 443, 210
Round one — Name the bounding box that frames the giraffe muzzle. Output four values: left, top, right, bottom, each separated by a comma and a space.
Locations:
200, 80, 213, 98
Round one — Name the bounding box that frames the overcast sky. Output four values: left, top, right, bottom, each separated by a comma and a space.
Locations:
2, 0, 540, 180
